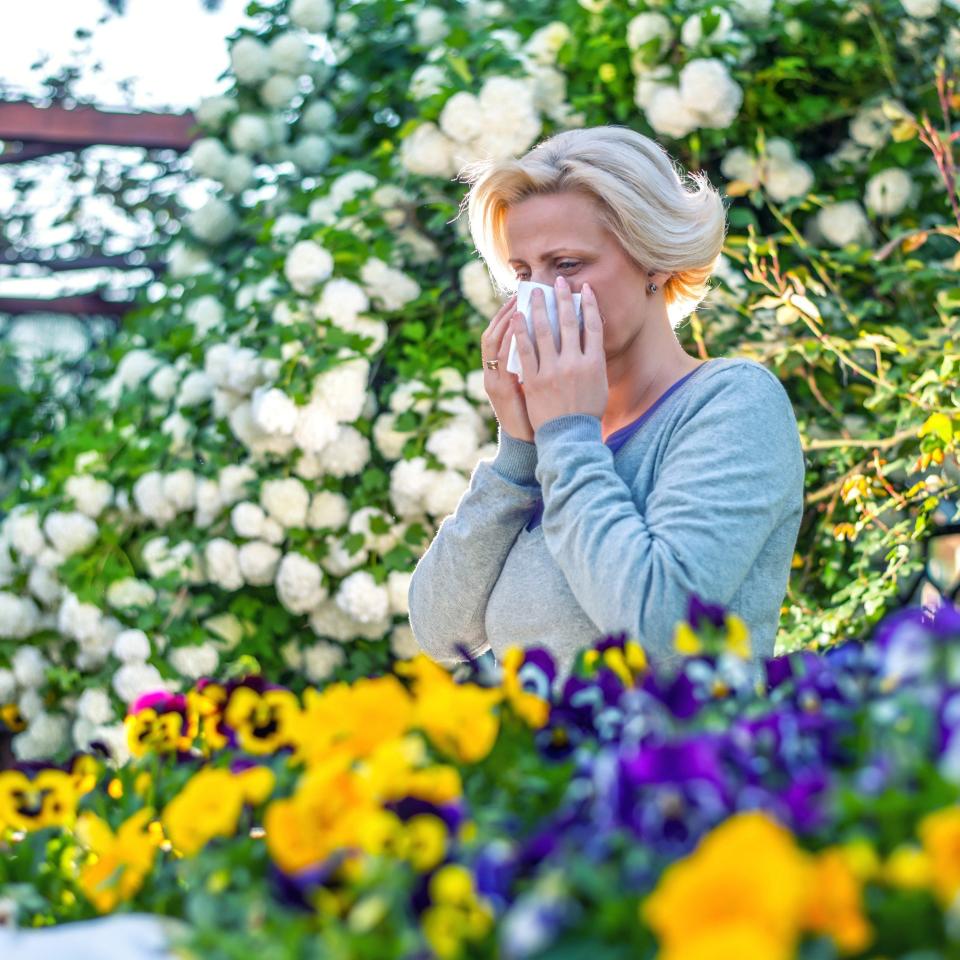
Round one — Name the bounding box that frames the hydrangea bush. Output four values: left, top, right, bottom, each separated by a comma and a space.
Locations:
0, 0, 958, 761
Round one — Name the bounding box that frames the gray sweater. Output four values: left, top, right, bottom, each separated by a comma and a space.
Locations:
407, 357, 805, 684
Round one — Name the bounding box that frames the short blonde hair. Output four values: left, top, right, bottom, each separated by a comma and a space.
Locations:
457, 125, 727, 328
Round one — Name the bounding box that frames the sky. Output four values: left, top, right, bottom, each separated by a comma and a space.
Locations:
0, 0, 253, 307
1, 0, 252, 109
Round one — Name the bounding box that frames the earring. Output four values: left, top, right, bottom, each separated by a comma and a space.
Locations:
647, 282, 658, 294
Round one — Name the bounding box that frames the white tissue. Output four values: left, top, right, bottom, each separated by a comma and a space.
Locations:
506, 280, 584, 384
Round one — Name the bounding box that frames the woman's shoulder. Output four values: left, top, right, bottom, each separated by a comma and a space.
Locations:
687, 356, 795, 409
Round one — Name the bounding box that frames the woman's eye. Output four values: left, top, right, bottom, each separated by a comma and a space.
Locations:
515, 261, 579, 280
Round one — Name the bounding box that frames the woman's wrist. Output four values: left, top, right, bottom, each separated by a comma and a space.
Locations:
492, 424, 538, 485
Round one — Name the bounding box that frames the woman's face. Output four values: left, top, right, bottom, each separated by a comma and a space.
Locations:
503, 190, 657, 359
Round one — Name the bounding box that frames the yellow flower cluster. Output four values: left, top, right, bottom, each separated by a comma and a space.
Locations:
421, 863, 495, 959
642, 811, 872, 960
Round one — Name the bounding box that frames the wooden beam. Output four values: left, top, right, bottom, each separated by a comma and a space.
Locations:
0, 102, 199, 152
0, 294, 130, 316
0, 254, 165, 273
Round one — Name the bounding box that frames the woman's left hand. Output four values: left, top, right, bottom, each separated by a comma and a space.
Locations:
511, 276, 609, 433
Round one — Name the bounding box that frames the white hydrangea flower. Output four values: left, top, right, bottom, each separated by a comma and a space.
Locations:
864, 168, 913, 216
681, 8, 733, 46
113, 662, 165, 704
186, 196, 239, 245
41, 511, 97, 558
319, 534, 368, 576
410, 63, 448, 100
301, 98, 335, 132
76, 687, 114, 725
901, 0, 940, 16
260, 73, 300, 109
291, 134, 332, 174
627, 12, 673, 54
169, 641, 219, 680
307, 490, 350, 530
390, 456, 431, 518
12, 645, 47, 687
260, 477, 310, 528
465, 369, 489, 405
426, 422, 480, 472
4, 509, 46, 558
188, 137, 231, 180
316, 425, 371, 477
106, 578, 157, 609
390, 623, 420, 659
163, 470, 197, 513
359, 257, 421, 310
19, 689, 44, 723
303, 640, 346, 682
251, 386, 299, 436
222, 154, 256, 193
293, 401, 339, 455
166, 240, 213, 278
133, 472, 176, 525
177, 370, 214, 408
150, 364, 180, 402
314, 277, 370, 327
335, 570, 390, 624
414, 6, 450, 46
0, 667, 14, 702
289, 0, 333, 32
204, 538, 245, 591
678, 58, 743, 129
216, 466, 255, 509
12, 711, 69, 761
229, 112, 272, 154
818, 200, 872, 247
308, 598, 365, 643
399, 121, 458, 178
231, 501, 266, 539
113, 628, 151, 663
269, 31, 311, 74
276, 552, 327, 613
439, 91, 485, 143
115, 349, 161, 389
645, 86, 699, 139
850, 103, 893, 148
764, 156, 814, 202
204, 612, 245, 651
27, 563, 60, 607
285, 239, 334, 294
65, 474, 113, 518
161, 411, 192, 453
311, 357, 370, 423
348, 507, 399, 555
524, 21, 571, 64
459, 260, 502, 318
423, 469, 470, 518
387, 570, 413, 616
230, 35, 271, 85
186, 295, 225, 337
373, 412, 415, 460
730, 0, 773, 22
195, 95, 237, 130
238, 540, 282, 585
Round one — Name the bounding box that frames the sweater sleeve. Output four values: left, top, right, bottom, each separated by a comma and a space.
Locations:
407, 426, 541, 667
532, 365, 805, 666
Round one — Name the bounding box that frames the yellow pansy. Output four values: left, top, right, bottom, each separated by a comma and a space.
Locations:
422, 864, 494, 959
75, 808, 161, 913
642, 812, 813, 956
882, 843, 932, 890
293, 675, 414, 766
224, 686, 301, 755
802, 848, 872, 954
162, 765, 274, 857
919, 805, 960, 905
395, 656, 503, 763
501, 646, 551, 729
0, 769, 79, 833
125, 707, 196, 758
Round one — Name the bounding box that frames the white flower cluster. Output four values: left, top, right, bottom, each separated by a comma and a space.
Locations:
638, 58, 744, 139
402, 73, 543, 178
721, 138, 814, 202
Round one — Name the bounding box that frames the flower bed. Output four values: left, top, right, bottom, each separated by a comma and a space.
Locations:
3, 598, 960, 958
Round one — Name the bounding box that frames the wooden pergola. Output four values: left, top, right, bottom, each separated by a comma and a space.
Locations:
0, 101, 199, 316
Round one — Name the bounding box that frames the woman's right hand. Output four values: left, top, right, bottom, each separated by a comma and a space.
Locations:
480, 294, 535, 443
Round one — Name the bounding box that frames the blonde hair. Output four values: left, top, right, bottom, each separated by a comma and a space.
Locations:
457, 125, 728, 328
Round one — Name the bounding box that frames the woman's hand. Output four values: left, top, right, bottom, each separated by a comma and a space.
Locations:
511, 277, 608, 433
481, 293, 535, 442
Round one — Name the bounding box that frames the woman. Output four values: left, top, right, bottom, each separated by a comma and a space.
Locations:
407, 125, 805, 684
